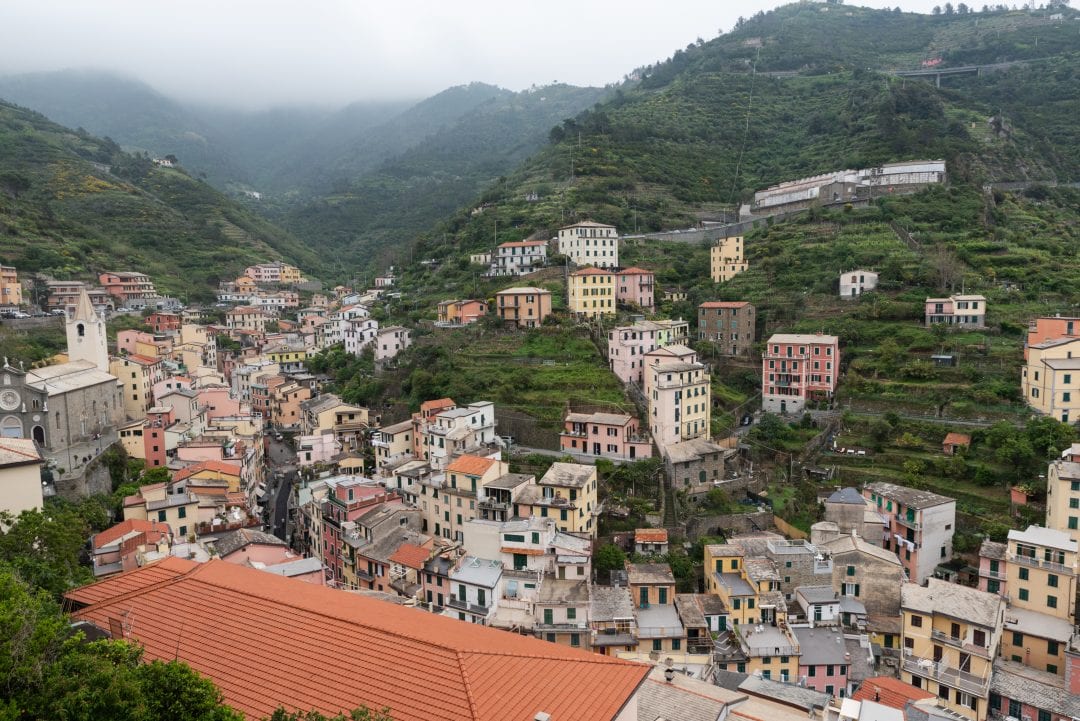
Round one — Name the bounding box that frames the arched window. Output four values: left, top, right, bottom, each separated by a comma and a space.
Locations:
32, 426, 45, 445
77, 323, 85, 338
0, 416, 22, 438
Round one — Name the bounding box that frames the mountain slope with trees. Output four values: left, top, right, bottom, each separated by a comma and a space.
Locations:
0, 100, 327, 300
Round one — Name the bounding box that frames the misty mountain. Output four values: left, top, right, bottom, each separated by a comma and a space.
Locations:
0, 100, 327, 300
0, 69, 411, 191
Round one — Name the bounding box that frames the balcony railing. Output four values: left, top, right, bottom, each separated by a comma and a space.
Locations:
894, 515, 922, 532
478, 498, 509, 512
535, 621, 588, 631
1008, 553, 1073, 575
446, 596, 490, 615
980, 568, 1007, 580
902, 656, 990, 697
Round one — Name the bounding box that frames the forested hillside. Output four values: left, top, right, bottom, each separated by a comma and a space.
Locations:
0, 101, 326, 300
401, 4, 1080, 267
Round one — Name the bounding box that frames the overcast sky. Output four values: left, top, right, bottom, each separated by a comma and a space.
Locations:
1, 0, 942, 108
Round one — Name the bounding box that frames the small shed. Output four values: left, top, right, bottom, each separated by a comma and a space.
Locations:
931, 354, 956, 367
942, 432, 971, 456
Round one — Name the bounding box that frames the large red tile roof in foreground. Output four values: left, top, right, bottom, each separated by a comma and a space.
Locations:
67, 559, 648, 721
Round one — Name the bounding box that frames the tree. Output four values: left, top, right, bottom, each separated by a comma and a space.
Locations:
0, 506, 93, 599
593, 543, 627, 577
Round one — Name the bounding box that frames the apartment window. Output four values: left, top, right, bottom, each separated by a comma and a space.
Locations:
1048, 574, 1059, 587
177, 506, 186, 519
1047, 595, 1058, 609
846, 565, 855, 577
1012, 631, 1024, 646
652, 639, 662, 652
570, 633, 580, 647
179, 526, 187, 537
1048, 640, 1059, 656
157, 510, 167, 522
1018, 588, 1029, 601
567, 608, 576, 621
807, 666, 816, 677
1045, 666, 1057, 678
826, 665, 835, 676
672, 639, 681, 651
911, 615, 922, 627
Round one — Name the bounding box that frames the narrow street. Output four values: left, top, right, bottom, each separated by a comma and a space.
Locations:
265, 435, 297, 542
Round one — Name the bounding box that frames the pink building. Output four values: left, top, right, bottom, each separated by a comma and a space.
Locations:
976, 538, 1007, 597
297, 433, 340, 467
559, 411, 652, 460
117, 329, 171, 358
321, 481, 393, 584
924, 294, 986, 329
608, 323, 688, 386
152, 376, 192, 405
196, 387, 242, 420
614, 267, 655, 311
761, 333, 840, 414
144, 406, 175, 468
792, 627, 851, 696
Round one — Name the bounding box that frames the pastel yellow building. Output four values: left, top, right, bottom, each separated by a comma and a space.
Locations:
568, 268, 615, 318
710, 236, 748, 283
998, 525, 1077, 677
1021, 337, 1080, 423
1046, 449, 1080, 544
518, 462, 598, 537
900, 579, 1005, 721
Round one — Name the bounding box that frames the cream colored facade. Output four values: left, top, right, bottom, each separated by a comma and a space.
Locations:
900, 580, 1005, 721
519, 462, 598, 537
1046, 454, 1080, 545
568, 269, 615, 318
710, 236, 748, 283
110, 356, 162, 421
557, 221, 619, 268
998, 526, 1078, 677
647, 355, 711, 447
0, 439, 44, 515
1021, 337, 1080, 423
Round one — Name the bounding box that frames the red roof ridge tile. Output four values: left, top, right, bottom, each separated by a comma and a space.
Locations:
454, 651, 481, 721
65, 557, 199, 607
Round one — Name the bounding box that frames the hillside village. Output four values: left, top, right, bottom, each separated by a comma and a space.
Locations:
3, 3, 1080, 721
4, 148, 1080, 721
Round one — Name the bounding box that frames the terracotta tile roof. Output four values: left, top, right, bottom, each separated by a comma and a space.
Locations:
65, 556, 198, 608
388, 543, 429, 569
93, 519, 172, 551
852, 676, 933, 709
446, 455, 497, 476
943, 432, 971, 446
570, 267, 614, 277
699, 301, 750, 309
616, 267, 653, 275
173, 460, 243, 482
0, 438, 43, 466
67, 560, 649, 721
497, 240, 547, 248
634, 528, 669, 543
125, 354, 162, 365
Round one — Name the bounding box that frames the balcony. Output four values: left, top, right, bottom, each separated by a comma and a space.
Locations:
1009, 553, 1073, 575
894, 515, 922, 532
478, 498, 509, 513
446, 596, 490, 616
902, 656, 990, 697
535, 621, 588, 632
929, 630, 991, 658
980, 568, 1007, 580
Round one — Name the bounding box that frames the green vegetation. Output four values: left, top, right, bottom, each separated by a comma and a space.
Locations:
0, 100, 327, 301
